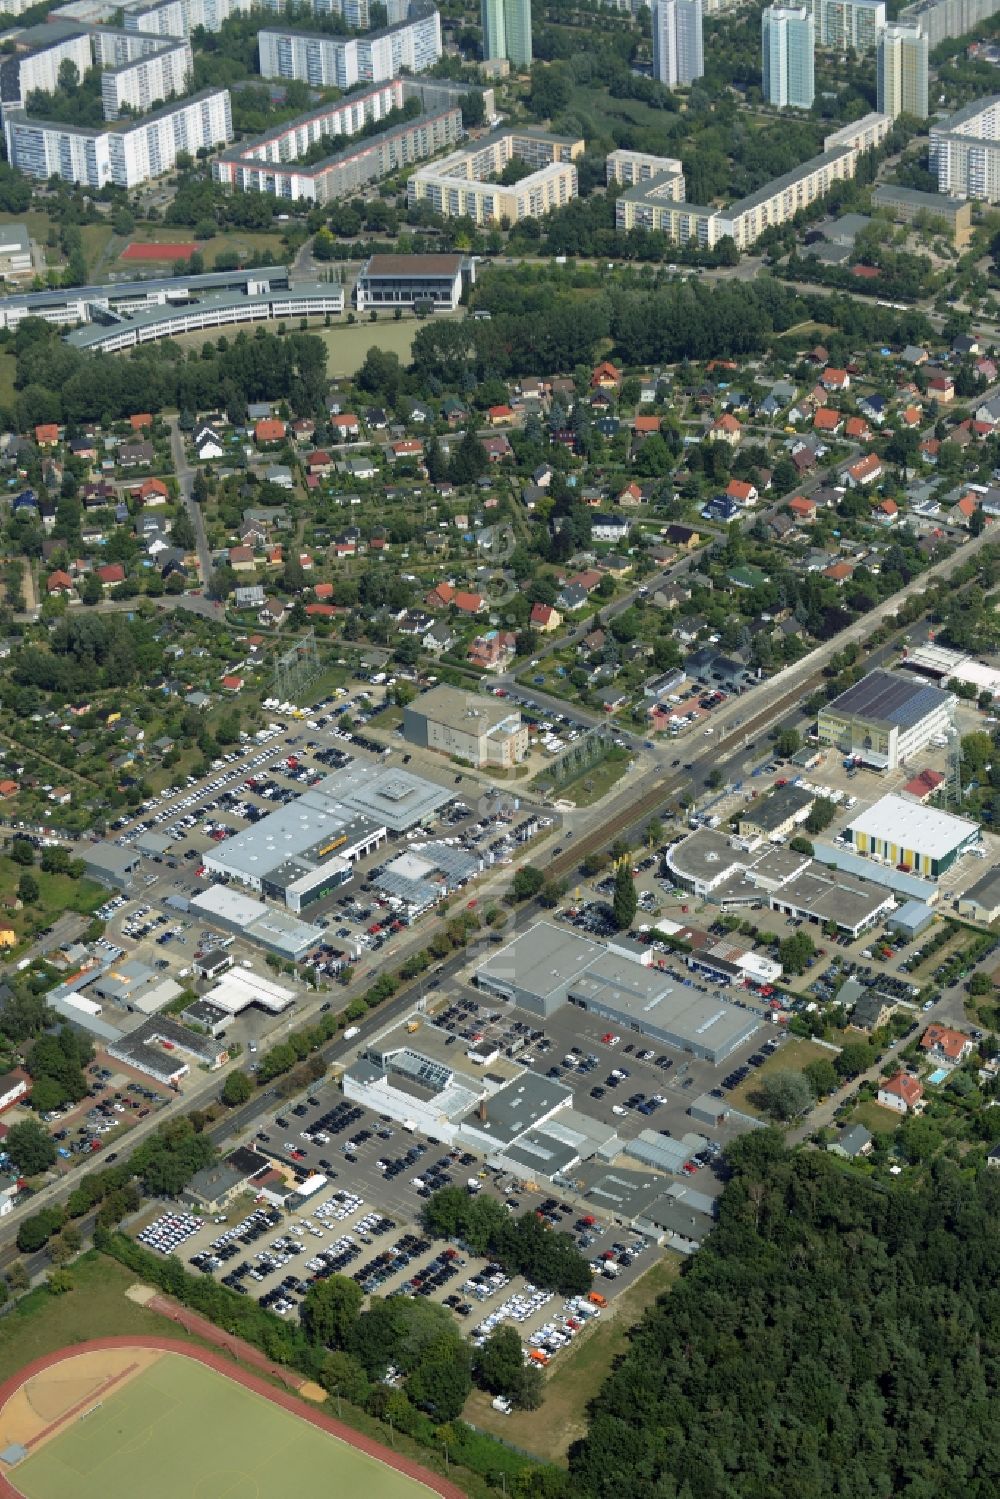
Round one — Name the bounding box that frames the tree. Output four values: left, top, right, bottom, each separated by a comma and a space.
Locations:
406, 1338, 472, 1422
301, 1274, 363, 1350
968, 971, 992, 997
705, 768, 723, 790
7, 1261, 28, 1291
7, 1119, 56, 1175
835, 1041, 875, 1079
475, 1324, 524, 1396
779, 930, 816, 975
805, 796, 836, 836
612, 859, 637, 932
221, 1071, 252, 1107
10, 838, 33, 866
511, 865, 545, 901
755, 1070, 814, 1121
774, 727, 801, 758
18, 872, 39, 905
804, 1057, 839, 1098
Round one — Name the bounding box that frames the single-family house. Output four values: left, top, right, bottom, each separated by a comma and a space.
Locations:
331, 413, 360, 439
726, 478, 758, 506
658, 527, 697, 554
921, 1024, 974, 1065
877, 1071, 924, 1114
467, 629, 516, 672
530, 602, 561, 633
787, 495, 816, 523
845, 453, 883, 488
709, 413, 741, 446
34, 423, 60, 448
591, 513, 630, 543
255, 419, 286, 446
814, 407, 843, 434
591, 361, 621, 390
821, 367, 850, 391
46, 569, 74, 595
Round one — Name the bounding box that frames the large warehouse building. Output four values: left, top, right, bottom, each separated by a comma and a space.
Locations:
201, 765, 451, 909
474, 922, 761, 1062
817, 669, 955, 770
844, 793, 981, 878
403, 685, 528, 768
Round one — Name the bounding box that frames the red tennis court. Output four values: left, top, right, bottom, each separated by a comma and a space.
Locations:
121, 242, 197, 262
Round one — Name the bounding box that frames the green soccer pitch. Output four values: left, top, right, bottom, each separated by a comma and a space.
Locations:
10, 1355, 432, 1499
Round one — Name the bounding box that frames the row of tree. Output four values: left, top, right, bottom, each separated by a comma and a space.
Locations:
421, 1187, 592, 1296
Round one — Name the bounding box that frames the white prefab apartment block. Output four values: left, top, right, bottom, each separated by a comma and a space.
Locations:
815, 0, 885, 50
931, 95, 1000, 201
214, 82, 460, 201
0, 24, 93, 112
877, 21, 928, 120
5, 87, 231, 187
762, 3, 815, 108
95, 35, 194, 120
258, 8, 442, 89
607, 148, 685, 187
899, 0, 1000, 47
407, 127, 582, 223
651, 0, 704, 86
823, 111, 892, 152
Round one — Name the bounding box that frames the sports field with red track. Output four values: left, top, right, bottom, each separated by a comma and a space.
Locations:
0, 1339, 464, 1499
121, 242, 197, 261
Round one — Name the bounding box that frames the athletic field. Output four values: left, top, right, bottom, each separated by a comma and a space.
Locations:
7, 1351, 432, 1499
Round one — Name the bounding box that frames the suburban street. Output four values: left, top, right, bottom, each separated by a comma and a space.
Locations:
168, 415, 213, 585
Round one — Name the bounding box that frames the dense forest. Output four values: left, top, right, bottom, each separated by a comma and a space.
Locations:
571, 1132, 1000, 1499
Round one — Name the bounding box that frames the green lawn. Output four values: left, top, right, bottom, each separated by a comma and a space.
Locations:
318, 320, 421, 376
726, 1038, 833, 1115
0, 1255, 203, 1387
849, 1099, 901, 1136
13, 1353, 425, 1499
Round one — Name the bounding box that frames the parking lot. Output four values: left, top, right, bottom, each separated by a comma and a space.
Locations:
423, 989, 765, 1180
140, 1087, 658, 1368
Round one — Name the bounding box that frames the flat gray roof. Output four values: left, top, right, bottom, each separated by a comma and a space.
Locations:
461, 1071, 571, 1145
330, 763, 453, 832
475, 921, 605, 1004
407, 684, 521, 737
740, 782, 814, 832
872, 183, 967, 213
568, 953, 760, 1056
65, 282, 340, 350
666, 828, 752, 884
86, 843, 139, 875
812, 841, 937, 900
776, 866, 892, 930
728, 146, 856, 217
960, 864, 1000, 910
934, 95, 1000, 133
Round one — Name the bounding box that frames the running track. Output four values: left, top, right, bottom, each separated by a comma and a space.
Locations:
0, 1338, 468, 1499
